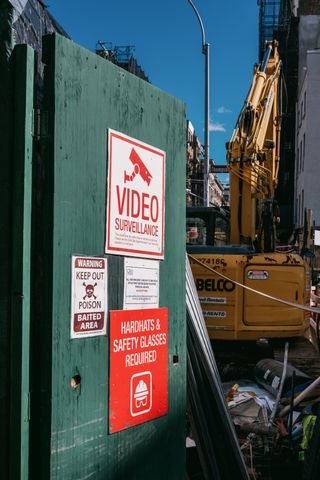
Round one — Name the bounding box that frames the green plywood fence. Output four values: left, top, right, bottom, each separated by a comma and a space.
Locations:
28, 33, 186, 480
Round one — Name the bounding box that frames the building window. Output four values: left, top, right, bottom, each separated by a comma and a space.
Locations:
300, 140, 302, 172
303, 133, 305, 171
302, 189, 304, 226
297, 147, 299, 177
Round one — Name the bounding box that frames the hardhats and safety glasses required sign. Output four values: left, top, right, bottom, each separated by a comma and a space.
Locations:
105, 129, 165, 259
71, 256, 108, 339
109, 308, 168, 433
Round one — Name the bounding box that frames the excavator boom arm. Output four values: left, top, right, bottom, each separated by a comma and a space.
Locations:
227, 41, 282, 252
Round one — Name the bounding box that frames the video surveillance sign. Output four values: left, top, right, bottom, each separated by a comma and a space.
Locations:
105, 129, 165, 259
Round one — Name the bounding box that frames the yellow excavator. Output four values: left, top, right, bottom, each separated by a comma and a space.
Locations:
187, 41, 310, 341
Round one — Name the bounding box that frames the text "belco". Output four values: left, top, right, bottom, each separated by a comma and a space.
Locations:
196, 278, 236, 292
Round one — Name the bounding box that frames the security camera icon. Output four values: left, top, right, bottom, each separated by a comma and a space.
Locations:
124, 148, 152, 186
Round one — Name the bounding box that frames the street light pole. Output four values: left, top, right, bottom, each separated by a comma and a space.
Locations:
187, 0, 210, 207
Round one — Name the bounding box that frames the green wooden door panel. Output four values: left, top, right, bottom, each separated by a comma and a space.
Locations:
31, 33, 186, 480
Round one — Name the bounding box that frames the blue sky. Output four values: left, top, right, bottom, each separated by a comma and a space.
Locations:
49, 1, 259, 171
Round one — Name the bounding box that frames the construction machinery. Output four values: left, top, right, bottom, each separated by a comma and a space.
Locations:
187, 41, 310, 341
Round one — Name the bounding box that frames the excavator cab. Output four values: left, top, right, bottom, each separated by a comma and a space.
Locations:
186, 206, 230, 247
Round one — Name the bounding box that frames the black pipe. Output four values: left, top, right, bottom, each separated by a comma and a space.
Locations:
261, 45, 273, 73
288, 371, 296, 449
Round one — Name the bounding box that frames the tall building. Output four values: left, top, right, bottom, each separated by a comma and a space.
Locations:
186, 121, 204, 206
208, 174, 226, 207
258, 1, 320, 241
186, 121, 228, 207
295, 48, 320, 229
295, 8, 320, 272
258, 0, 320, 271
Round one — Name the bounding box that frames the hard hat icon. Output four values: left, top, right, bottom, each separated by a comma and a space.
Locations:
130, 372, 152, 417
134, 380, 149, 408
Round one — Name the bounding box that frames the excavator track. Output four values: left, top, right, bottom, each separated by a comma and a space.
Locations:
272, 331, 320, 378
213, 329, 320, 381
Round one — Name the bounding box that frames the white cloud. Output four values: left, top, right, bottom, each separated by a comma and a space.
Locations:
209, 121, 226, 132
217, 106, 232, 114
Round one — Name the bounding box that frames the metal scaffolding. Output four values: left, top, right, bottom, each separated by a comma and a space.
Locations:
258, 0, 281, 59
95, 41, 149, 82
257, 0, 299, 241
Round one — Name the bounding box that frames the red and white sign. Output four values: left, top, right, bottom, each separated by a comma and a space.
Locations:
71, 256, 108, 338
105, 129, 165, 259
109, 308, 168, 433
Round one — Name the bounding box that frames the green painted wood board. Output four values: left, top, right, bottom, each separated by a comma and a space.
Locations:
10, 44, 34, 480
31, 33, 186, 480
0, 3, 15, 476
0, 11, 34, 474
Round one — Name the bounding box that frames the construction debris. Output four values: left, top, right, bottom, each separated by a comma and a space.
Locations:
222, 354, 320, 479
186, 255, 320, 479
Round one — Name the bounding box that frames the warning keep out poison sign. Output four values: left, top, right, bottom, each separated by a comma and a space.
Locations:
71, 256, 108, 339
105, 129, 165, 259
109, 308, 168, 433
